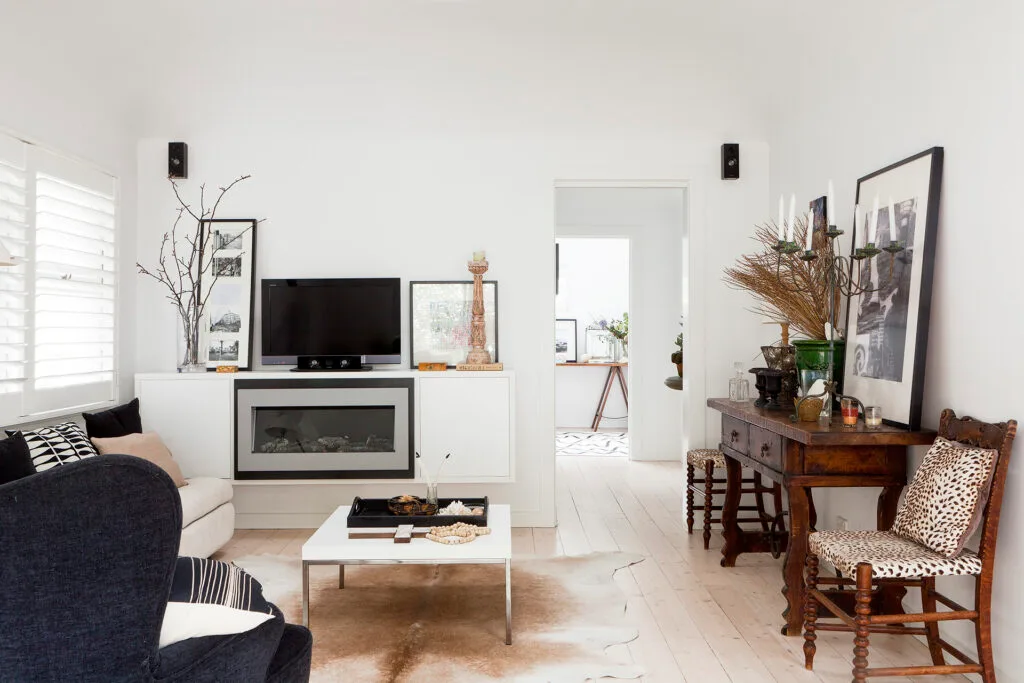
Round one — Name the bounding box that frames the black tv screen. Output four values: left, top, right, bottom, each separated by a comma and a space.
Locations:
261, 278, 401, 365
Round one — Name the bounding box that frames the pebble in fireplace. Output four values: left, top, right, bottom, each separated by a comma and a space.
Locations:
258, 431, 395, 454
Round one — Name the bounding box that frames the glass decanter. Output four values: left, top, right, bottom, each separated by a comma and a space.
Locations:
728, 362, 749, 402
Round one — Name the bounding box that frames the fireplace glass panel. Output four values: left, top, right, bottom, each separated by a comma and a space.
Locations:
253, 406, 396, 454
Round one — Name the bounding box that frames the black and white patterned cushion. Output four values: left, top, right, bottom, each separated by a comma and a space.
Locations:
891, 437, 997, 558
160, 557, 276, 648
6, 422, 99, 472
809, 529, 983, 579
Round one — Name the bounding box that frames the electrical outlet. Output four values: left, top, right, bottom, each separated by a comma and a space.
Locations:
836, 515, 850, 531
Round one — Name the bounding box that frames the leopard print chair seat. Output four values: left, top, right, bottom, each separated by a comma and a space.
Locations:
808, 530, 983, 579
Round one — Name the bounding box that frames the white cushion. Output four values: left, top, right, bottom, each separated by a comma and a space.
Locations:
179, 502, 235, 558
179, 477, 233, 528
160, 602, 274, 648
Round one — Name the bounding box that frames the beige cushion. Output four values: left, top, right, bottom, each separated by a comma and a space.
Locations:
91, 432, 187, 488
891, 436, 997, 558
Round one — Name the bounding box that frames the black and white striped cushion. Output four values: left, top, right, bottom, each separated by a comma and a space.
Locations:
6, 422, 98, 472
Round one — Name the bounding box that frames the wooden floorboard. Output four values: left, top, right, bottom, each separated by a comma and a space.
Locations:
216, 455, 972, 682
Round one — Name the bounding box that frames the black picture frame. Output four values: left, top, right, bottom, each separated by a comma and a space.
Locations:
199, 218, 258, 371
843, 147, 943, 430
409, 280, 499, 368
555, 318, 577, 363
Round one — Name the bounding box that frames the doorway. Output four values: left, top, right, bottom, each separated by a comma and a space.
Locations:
554, 185, 687, 463
554, 237, 630, 457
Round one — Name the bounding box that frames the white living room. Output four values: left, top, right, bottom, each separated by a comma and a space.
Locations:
0, 2, 1020, 682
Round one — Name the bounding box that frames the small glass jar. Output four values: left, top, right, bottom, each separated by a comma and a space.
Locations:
425, 482, 439, 506
840, 397, 859, 427
865, 406, 883, 428
729, 362, 750, 402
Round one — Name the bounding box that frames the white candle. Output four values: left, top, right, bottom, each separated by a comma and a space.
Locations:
888, 196, 897, 241
870, 195, 880, 244
788, 194, 796, 242
827, 180, 835, 227
854, 204, 862, 247
472, 250, 486, 261
805, 211, 814, 250
778, 195, 785, 240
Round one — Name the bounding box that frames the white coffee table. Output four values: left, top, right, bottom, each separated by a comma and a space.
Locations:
301, 504, 513, 644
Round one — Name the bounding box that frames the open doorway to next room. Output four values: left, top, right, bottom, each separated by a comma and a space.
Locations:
555, 237, 630, 456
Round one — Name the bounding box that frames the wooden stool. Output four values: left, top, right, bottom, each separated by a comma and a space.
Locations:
686, 448, 785, 551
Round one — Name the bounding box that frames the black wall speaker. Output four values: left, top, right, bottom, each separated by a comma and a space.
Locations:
721, 143, 739, 180
168, 142, 188, 179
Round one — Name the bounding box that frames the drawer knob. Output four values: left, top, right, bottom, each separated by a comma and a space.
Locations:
760, 443, 771, 455
730, 429, 739, 442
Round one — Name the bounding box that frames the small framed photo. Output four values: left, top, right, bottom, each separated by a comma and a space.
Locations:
410, 281, 498, 368
199, 218, 257, 371
555, 318, 577, 363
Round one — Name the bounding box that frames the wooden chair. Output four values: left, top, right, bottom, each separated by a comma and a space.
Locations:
686, 448, 785, 551
802, 409, 1017, 682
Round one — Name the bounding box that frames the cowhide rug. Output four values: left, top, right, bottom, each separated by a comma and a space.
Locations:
234, 552, 645, 682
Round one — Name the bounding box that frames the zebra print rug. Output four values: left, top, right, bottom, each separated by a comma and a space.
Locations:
556, 431, 629, 457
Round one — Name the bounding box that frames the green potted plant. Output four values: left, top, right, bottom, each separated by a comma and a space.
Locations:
671, 332, 683, 377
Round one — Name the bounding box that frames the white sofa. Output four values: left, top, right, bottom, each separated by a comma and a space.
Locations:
178, 476, 235, 557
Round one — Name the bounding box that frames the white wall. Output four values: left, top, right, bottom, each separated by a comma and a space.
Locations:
555, 237, 630, 429
556, 189, 683, 459
0, 0, 139, 408
128, 2, 775, 526
764, 1, 1023, 676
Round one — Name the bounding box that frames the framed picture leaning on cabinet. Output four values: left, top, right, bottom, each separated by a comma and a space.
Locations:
200, 218, 258, 371
409, 280, 498, 368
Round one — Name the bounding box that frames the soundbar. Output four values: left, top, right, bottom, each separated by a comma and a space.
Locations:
290, 355, 372, 372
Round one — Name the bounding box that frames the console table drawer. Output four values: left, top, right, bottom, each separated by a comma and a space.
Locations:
722, 415, 749, 454
749, 425, 783, 471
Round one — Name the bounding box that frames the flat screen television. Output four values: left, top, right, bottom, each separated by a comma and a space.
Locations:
261, 278, 401, 365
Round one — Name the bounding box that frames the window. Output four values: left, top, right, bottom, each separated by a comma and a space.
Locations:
0, 132, 117, 423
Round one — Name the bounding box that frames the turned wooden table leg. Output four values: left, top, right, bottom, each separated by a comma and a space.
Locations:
719, 454, 743, 567
781, 482, 810, 635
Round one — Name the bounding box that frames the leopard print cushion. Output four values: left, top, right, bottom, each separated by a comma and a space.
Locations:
891, 437, 997, 558
809, 530, 983, 579
687, 449, 726, 468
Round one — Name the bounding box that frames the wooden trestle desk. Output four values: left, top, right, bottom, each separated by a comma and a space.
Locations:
706, 398, 935, 636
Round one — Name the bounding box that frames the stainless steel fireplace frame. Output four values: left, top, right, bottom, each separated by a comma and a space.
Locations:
234, 378, 415, 480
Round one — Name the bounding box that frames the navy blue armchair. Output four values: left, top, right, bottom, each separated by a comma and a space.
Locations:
0, 455, 312, 682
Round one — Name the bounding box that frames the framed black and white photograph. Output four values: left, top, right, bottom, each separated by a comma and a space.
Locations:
200, 218, 258, 371
409, 281, 498, 368
843, 147, 943, 429
555, 318, 577, 363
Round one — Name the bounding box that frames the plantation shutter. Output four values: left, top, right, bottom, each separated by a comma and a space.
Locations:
27, 147, 116, 415
0, 134, 28, 419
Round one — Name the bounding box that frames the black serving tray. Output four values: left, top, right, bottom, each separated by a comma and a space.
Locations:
348, 496, 489, 528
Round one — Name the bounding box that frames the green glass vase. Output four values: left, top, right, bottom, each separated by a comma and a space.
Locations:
792, 339, 846, 406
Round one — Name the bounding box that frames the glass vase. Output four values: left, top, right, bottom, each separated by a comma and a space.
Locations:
177, 313, 209, 373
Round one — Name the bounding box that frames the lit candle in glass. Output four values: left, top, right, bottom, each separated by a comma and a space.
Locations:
865, 406, 883, 428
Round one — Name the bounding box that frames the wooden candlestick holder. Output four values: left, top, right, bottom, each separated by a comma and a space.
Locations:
457, 259, 503, 371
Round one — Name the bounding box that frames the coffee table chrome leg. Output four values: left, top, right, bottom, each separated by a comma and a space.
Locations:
505, 559, 512, 645
338, 564, 345, 589
302, 560, 310, 628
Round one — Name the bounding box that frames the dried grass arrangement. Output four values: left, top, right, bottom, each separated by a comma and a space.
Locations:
723, 219, 840, 341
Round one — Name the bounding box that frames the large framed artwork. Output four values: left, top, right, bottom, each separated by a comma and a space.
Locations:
410, 281, 498, 368
843, 147, 943, 430
555, 318, 577, 363
200, 218, 258, 371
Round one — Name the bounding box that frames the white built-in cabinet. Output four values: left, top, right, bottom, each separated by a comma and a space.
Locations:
134, 370, 515, 483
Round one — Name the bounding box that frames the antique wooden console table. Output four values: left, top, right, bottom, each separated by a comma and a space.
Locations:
706, 398, 936, 636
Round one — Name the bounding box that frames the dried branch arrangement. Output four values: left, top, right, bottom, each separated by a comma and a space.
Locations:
136, 175, 256, 367
722, 219, 840, 340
